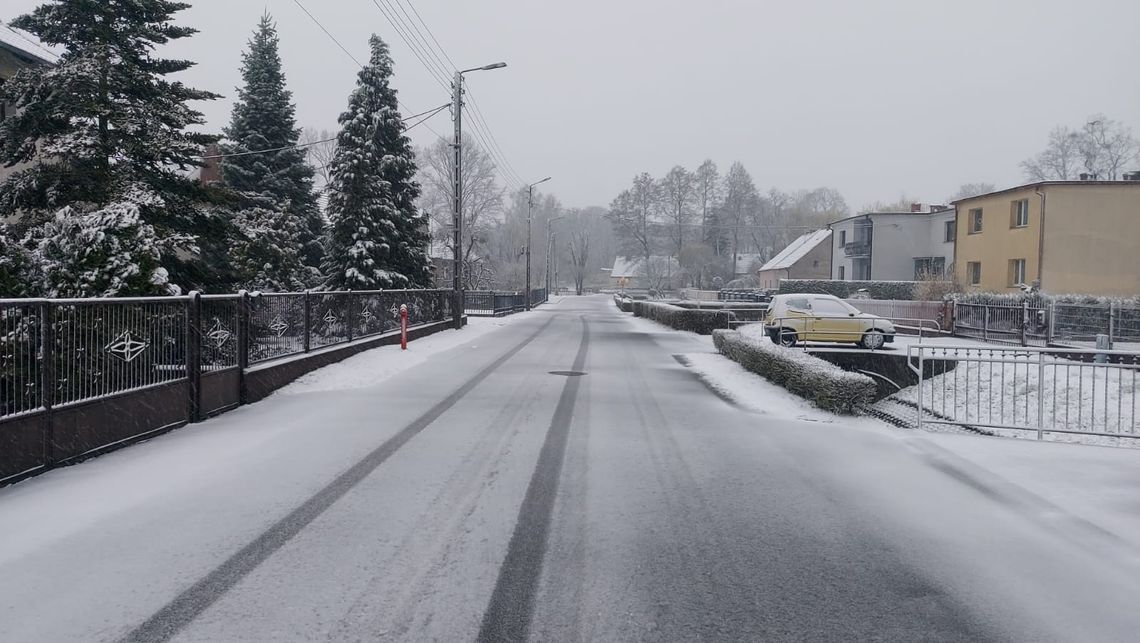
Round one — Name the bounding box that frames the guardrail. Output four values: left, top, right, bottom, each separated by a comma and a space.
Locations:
463, 288, 547, 316
0, 288, 455, 483
907, 344, 1140, 440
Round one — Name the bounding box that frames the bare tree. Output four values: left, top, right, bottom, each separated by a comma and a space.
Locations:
416, 134, 504, 288
301, 127, 337, 189
565, 209, 590, 295
1079, 116, 1139, 180
659, 165, 695, 283
607, 172, 660, 288
721, 162, 761, 264
948, 182, 996, 202
694, 160, 721, 251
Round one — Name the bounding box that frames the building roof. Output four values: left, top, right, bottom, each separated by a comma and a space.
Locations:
0, 32, 56, 68
758, 229, 831, 272
827, 210, 954, 227
951, 180, 1140, 205
609, 255, 679, 278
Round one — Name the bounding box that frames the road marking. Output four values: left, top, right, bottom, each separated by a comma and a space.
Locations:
119, 316, 555, 643
477, 316, 590, 643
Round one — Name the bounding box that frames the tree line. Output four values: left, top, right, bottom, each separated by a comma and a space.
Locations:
607, 161, 849, 289
0, 3, 429, 297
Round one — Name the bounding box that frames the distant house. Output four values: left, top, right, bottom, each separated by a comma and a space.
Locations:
756, 230, 832, 290
732, 253, 765, 278
0, 35, 53, 190
609, 255, 681, 290
828, 205, 955, 282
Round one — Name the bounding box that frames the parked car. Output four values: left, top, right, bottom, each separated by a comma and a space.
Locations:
764, 294, 896, 349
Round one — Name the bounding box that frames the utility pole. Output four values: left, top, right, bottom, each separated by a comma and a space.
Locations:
451, 62, 506, 328
451, 71, 463, 329
525, 176, 551, 311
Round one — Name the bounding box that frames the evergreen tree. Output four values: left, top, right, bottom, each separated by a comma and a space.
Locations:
222, 13, 323, 285
322, 36, 429, 290
0, 0, 225, 294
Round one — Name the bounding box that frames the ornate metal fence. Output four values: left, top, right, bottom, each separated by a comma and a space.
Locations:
464, 289, 547, 316
0, 289, 453, 422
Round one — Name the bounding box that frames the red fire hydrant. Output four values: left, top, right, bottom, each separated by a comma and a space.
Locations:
400, 304, 408, 350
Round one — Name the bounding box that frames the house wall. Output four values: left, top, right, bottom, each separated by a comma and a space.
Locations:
1041, 184, 1140, 295
953, 187, 1042, 291
829, 218, 858, 279
867, 214, 951, 281
757, 268, 787, 290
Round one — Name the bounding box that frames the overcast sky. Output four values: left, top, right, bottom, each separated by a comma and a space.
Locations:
6, 0, 1140, 209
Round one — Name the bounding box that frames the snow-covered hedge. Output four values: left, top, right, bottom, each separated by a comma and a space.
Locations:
779, 279, 939, 301
633, 300, 734, 334
613, 294, 634, 313
713, 328, 877, 414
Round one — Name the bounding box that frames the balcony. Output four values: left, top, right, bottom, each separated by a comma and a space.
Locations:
843, 241, 871, 258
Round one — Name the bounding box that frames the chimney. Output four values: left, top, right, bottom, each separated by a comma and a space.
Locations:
1079, 173, 1099, 182
910, 203, 923, 213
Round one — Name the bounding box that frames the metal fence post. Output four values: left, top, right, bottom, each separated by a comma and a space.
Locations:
303, 290, 312, 353
346, 290, 355, 342
1046, 301, 1055, 345
1108, 302, 1116, 349
186, 291, 202, 423
983, 306, 990, 342
237, 290, 250, 405
915, 348, 924, 432
1037, 351, 1045, 440
40, 301, 56, 466
1020, 301, 1029, 347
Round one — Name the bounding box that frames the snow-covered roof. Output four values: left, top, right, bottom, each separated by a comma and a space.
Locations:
758, 230, 831, 272
610, 255, 679, 278
0, 30, 57, 68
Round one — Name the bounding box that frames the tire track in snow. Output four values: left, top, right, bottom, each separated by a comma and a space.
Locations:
119, 316, 555, 643
476, 316, 589, 643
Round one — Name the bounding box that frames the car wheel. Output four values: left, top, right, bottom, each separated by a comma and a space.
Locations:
861, 330, 885, 350
778, 328, 798, 347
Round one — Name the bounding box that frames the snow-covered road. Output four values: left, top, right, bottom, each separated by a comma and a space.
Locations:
3, 295, 1140, 641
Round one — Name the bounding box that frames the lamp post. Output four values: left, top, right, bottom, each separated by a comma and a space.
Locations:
452, 62, 506, 328
545, 214, 566, 297
525, 176, 551, 311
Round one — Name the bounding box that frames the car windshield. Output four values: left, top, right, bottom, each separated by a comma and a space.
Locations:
2, 1, 1139, 641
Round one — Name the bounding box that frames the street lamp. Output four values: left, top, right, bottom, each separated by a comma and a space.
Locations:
452, 62, 507, 328
545, 214, 566, 297
525, 176, 552, 310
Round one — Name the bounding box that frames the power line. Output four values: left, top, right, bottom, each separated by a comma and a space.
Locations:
198, 104, 449, 160
403, 1, 458, 70
289, 0, 446, 141
389, 0, 454, 79
368, 0, 450, 91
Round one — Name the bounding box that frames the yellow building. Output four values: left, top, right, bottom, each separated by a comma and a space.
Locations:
952, 181, 1140, 295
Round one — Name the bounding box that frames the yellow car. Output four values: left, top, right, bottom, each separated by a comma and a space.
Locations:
764, 294, 896, 349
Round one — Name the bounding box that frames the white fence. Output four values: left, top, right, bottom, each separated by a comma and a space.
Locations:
907, 344, 1140, 440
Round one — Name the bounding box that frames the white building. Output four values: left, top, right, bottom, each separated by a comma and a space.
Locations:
828, 206, 955, 281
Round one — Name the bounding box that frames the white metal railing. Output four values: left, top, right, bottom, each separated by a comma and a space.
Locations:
907, 344, 1140, 439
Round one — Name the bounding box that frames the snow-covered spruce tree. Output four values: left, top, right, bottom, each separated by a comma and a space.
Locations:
0, 0, 224, 295
222, 13, 322, 287
322, 35, 429, 290
229, 206, 310, 291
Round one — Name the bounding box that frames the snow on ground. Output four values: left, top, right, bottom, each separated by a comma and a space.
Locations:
279, 312, 542, 395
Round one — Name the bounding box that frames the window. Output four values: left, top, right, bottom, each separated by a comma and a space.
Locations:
838, 230, 846, 247
969, 208, 983, 234
837, 265, 845, 280
786, 298, 811, 311
914, 257, 947, 279
967, 261, 982, 285
1011, 199, 1029, 228
812, 299, 851, 316
944, 220, 956, 242
1009, 258, 1026, 286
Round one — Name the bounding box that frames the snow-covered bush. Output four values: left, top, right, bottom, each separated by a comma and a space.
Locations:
25, 202, 189, 297
613, 295, 633, 312
633, 300, 733, 334
713, 328, 877, 414
0, 229, 41, 297
779, 279, 934, 301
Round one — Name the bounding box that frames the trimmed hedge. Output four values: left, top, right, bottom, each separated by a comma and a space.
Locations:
712, 329, 877, 414
632, 300, 734, 334
613, 295, 634, 312
779, 279, 938, 301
